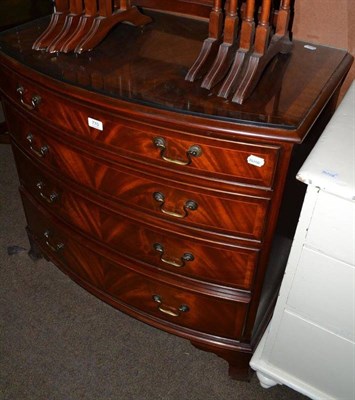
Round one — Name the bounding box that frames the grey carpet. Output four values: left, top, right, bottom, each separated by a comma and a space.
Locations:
0, 144, 308, 400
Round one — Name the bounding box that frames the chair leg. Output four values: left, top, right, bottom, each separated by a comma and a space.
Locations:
185, 0, 224, 82
218, 0, 256, 98
201, 0, 240, 90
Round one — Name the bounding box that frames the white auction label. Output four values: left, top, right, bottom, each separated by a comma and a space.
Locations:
247, 154, 265, 167
88, 117, 103, 131
304, 44, 317, 51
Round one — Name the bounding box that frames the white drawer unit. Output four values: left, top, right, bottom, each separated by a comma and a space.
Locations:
250, 82, 355, 400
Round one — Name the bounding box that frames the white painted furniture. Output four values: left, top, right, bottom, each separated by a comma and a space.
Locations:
250, 82, 355, 400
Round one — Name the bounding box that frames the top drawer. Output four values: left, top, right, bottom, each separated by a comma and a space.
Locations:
305, 190, 355, 266
1, 70, 280, 189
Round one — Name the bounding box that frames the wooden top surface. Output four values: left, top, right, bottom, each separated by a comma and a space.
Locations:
0, 10, 352, 142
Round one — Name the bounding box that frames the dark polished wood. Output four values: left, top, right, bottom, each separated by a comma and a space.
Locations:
0, 10, 352, 380
21, 190, 251, 338
32, 0, 70, 50
0, 12, 352, 136
132, 0, 213, 18
231, 0, 293, 104
0, 0, 52, 144
46, 0, 84, 53
10, 134, 270, 244
34, 0, 212, 54
185, 0, 224, 81
200, 0, 239, 90
0, 0, 52, 31
73, 2, 153, 54
218, 0, 256, 98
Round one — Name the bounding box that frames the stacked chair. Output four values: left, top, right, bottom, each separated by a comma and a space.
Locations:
186, 0, 293, 103
33, 0, 293, 103
32, 0, 152, 54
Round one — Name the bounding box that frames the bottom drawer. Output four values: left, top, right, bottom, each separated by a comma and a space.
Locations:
21, 190, 250, 340
287, 246, 355, 341
269, 311, 355, 400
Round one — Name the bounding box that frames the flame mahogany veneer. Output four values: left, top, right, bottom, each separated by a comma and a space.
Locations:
0, 10, 352, 380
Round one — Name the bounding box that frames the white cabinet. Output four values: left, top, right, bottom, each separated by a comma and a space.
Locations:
250, 82, 355, 400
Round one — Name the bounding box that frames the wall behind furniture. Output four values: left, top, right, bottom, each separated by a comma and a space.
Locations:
0, 0, 51, 31
293, 0, 355, 100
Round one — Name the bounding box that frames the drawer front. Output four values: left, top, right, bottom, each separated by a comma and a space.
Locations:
21, 192, 249, 340
12, 142, 270, 241
287, 246, 355, 341
20, 178, 259, 289
269, 311, 355, 400
305, 190, 355, 266
2, 78, 280, 188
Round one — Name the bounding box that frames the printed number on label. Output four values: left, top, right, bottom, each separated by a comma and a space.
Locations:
247, 155, 265, 167
88, 117, 103, 131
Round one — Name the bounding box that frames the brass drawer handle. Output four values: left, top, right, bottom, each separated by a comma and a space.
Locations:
26, 133, 49, 158
153, 242, 194, 268
153, 137, 202, 166
153, 192, 198, 219
17, 85, 41, 110
36, 182, 58, 204
152, 295, 189, 317
43, 230, 64, 252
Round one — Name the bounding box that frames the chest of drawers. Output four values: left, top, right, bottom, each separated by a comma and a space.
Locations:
0, 10, 352, 380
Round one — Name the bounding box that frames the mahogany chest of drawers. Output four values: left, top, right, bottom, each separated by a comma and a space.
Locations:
0, 10, 352, 380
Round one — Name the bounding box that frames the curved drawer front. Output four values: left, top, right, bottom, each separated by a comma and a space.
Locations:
11, 120, 270, 242
2, 76, 280, 189
20, 177, 259, 290
21, 192, 249, 340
